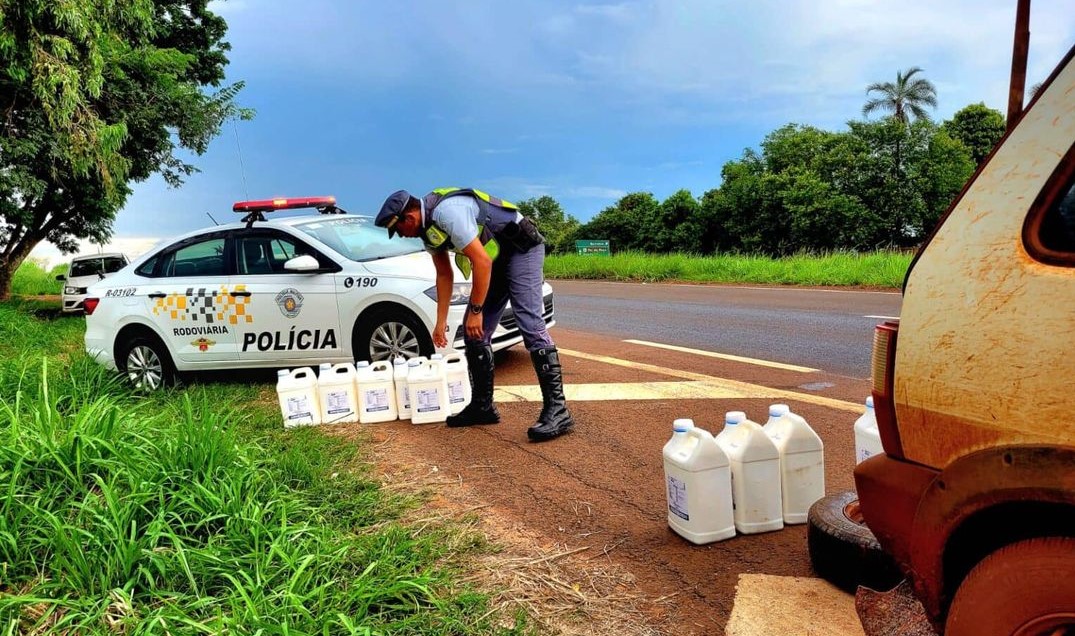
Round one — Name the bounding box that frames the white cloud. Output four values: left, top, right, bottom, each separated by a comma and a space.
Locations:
565, 186, 628, 199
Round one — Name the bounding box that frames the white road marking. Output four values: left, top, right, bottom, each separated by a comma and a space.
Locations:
496, 348, 863, 413
623, 339, 819, 373
565, 279, 901, 295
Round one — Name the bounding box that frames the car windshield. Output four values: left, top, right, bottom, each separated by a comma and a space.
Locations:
293, 216, 425, 261
69, 256, 126, 277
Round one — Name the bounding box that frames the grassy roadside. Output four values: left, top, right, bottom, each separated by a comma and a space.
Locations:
12, 261, 65, 296
0, 301, 525, 635
544, 251, 912, 288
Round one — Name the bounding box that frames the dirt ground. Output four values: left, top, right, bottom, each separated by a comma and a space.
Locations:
333, 328, 870, 635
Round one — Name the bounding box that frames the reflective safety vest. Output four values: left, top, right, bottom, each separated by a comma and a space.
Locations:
421, 188, 518, 279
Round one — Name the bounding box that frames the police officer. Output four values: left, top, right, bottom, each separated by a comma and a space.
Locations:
375, 188, 575, 442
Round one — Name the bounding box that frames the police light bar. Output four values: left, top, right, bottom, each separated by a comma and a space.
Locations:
232, 196, 337, 213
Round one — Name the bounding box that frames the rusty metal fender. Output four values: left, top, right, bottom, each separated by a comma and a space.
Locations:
907, 445, 1075, 623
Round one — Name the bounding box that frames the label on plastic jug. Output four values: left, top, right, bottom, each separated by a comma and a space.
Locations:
363, 388, 391, 412
448, 380, 466, 404
285, 395, 313, 421
325, 391, 351, 416
666, 475, 689, 520
414, 387, 442, 413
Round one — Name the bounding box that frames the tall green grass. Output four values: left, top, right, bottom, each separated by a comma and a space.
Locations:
11, 261, 65, 296
0, 302, 520, 635
545, 250, 913, 287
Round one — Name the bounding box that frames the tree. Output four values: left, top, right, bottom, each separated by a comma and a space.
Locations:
0, 0, 250, 298
516, 196, 580, 254
577, 192, 660, 253
942, 103, 1005, 165
863, 67, 938, 124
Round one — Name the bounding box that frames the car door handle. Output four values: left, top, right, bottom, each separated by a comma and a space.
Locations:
229, 291, 251, 298
148, 292, 165, 299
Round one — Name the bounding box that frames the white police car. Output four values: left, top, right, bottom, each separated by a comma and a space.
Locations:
83, 196, 556, 389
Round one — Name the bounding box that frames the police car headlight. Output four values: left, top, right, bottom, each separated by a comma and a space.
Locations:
424, 283, 472, 305
64, 286, 79, 295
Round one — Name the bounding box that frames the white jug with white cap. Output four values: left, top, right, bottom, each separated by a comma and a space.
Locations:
442, 352, 471, 414
407, 358, 450, 424
854, 396, 883, 464
276, 367, 320, 428
355, 360, 397, 423
766, 408, 825, 524
317, 362, 359, 425
722, 415, 784, 534
393, 357, 411, 420
663, 418, 736, 544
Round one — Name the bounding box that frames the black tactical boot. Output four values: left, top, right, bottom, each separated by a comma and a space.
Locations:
446, 342, 500, 427
527, 346, 575, 441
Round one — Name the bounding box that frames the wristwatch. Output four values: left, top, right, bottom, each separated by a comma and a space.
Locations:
468, 302, 483, 314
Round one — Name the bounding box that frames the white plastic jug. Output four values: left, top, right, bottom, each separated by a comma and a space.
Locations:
762, 403, 790, 435
393, 357, 411, 420
355, 360, 398, 424
854, 396, 883, 464
663, 419, 736, 544
317, 362, 359, 425
715, 410, 745, 446
276, 367, 321, 428
722, 418, 784, 534
767, 410, 825, 524
408, 359, 450, 424
442, 352, 471, 415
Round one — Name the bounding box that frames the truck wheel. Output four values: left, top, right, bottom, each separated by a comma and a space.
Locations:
945, 537, 1075, 635
807, 490, 903, 593
116, 333, 177, 390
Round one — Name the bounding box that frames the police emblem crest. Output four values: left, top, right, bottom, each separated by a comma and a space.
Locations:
275, 288, 304, 318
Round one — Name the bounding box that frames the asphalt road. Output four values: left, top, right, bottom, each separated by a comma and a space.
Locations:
549, 280, 903, 378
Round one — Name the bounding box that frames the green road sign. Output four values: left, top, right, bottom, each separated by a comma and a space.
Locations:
575, 239, 610, 256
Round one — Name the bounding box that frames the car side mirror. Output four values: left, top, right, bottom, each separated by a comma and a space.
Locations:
283, 255, 320, 272
55, 274, 66, 281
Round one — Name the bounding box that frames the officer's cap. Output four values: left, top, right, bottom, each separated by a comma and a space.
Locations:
375, 190, 417, 238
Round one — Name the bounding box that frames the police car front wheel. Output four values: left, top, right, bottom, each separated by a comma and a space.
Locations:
354, 309, 433, 362
118, 334, 178, 390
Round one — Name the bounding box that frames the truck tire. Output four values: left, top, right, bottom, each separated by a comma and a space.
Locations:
807, 490, 903, 593
945, 537, 1075, 635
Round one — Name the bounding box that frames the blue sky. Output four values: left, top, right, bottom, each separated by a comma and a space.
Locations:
32, 0, 1075, 263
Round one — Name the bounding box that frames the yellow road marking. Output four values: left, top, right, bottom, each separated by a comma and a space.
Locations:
623, 339, 819, 373
551, 348, 862, 413
495, 380, 752, 403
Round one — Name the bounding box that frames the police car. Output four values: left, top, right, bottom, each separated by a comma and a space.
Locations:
83, 197, 556, 389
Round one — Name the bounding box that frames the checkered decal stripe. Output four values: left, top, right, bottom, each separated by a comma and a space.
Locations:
152, 285, 253, 325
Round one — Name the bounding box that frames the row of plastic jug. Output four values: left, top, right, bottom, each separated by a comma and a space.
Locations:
275, 353, 472, 428
662, 405, 825, 545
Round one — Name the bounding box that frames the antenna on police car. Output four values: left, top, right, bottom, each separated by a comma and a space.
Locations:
232, 119, 250, 200
206, 212, 220, 226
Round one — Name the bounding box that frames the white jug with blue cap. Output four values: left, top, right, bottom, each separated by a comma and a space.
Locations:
722, 414, 784, 534
663, 418, 735, 544
766, 407, 824, 524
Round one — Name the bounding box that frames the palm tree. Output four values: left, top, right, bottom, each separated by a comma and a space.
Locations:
862, 67, 938, 124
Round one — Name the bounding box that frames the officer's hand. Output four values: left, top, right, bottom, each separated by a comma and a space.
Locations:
464, 311, 484, 341
433, 320, 448, 348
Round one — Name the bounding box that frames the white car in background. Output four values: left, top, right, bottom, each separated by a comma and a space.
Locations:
57, 252, 130, 313
83, 197, 556, 389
